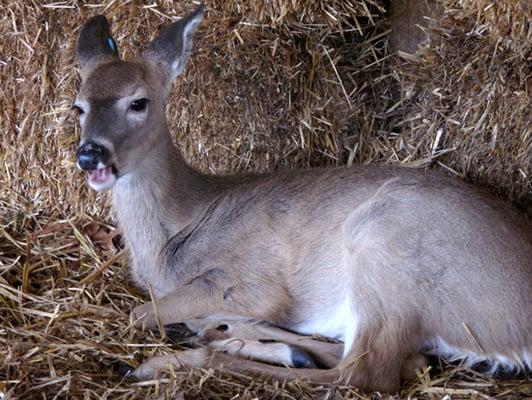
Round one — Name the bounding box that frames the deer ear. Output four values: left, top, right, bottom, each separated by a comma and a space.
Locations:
77, 15, 119, 73
144, 4, 203, 82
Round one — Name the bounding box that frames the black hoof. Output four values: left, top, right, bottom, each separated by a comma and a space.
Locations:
163, 322, 198, 343
115, 362, 136, 379
290, 346, 318, 368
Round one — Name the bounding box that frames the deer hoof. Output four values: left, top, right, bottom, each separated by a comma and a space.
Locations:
290, 345, 318, 368
163, 322, 199, 344
115, 362, 136, 379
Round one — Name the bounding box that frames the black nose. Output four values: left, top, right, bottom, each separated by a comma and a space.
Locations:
76, 142, 110, 170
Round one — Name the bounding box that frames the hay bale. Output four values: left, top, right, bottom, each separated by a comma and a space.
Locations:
1, 0, 531, 398
171, 0, 388, 173
390, 0, 531, 214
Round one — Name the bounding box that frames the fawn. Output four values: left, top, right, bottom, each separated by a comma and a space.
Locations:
73, 5, 531, 393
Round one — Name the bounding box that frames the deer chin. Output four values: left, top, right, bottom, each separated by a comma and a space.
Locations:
87, 164, 117, 192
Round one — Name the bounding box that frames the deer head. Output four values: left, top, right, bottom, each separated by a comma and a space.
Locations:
73, 5, 203, 191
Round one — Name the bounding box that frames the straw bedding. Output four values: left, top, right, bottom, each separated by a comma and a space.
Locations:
0, 0, 530, 398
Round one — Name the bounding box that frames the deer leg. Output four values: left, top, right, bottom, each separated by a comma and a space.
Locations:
131, 333, 417, 392
162, 315, 343, 369
131, 282, 225, 330
336, 317, 421, 393
170, 316, 427, 379
130, 347, 341, 383
401, 353, 429, 381
132, 268, 294, 330
132, 313, 424, 393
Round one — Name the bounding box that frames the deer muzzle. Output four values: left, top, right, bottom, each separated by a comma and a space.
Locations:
76, 141, 117, 192
76, 142, 109, 170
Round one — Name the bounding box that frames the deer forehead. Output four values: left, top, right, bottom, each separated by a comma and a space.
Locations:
78, 60, 155, 102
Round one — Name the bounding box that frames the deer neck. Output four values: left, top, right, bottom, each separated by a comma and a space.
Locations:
111, 129, 216, 293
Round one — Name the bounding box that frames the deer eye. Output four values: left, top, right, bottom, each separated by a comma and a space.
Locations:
130, 98, 149, 112
71, 105, 84, 115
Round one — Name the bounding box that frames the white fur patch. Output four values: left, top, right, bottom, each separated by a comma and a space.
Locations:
341, 298, 357, 357
294, 296, 358, 358
424, 337, 531, 374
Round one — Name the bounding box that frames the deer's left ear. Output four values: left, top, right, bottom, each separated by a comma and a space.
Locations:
144, 4, 203, 83
76, 15, 119, 75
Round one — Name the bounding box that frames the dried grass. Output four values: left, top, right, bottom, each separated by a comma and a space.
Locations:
390, 0, 531, 214
0, 0, 530, 399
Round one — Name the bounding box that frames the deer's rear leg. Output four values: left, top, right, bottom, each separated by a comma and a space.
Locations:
132, 319, 425, 391
132, 316, 337, 381
329, 314, 425, 393
335, 185, 430, 392
130, 341, 318, 381
131, 347, 338, 383
161, 315, 343, 368
184, 317, 427, 381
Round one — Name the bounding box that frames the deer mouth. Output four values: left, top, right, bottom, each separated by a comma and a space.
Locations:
87, 163, 117, 192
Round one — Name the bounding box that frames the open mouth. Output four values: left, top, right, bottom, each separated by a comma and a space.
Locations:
87, 164, 117, 192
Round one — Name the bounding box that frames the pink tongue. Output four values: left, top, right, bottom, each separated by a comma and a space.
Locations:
90, 166, 111, 183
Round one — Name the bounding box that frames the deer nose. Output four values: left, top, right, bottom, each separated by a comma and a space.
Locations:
76, 142, 110, 170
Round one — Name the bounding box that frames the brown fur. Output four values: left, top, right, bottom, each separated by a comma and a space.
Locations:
73, 7, 532, 393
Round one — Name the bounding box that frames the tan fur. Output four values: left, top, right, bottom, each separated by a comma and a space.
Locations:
157, 315, 427, 380
171, 316, 343, 369
74, 7, 532, 393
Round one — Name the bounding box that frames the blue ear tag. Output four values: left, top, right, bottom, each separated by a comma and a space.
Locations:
107, 37, 118, 54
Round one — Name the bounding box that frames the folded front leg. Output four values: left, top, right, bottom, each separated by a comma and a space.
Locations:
131, 268, 294, 330
132, 283, 224, 330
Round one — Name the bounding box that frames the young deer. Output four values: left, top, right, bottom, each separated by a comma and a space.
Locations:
73, 6, 532, 393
